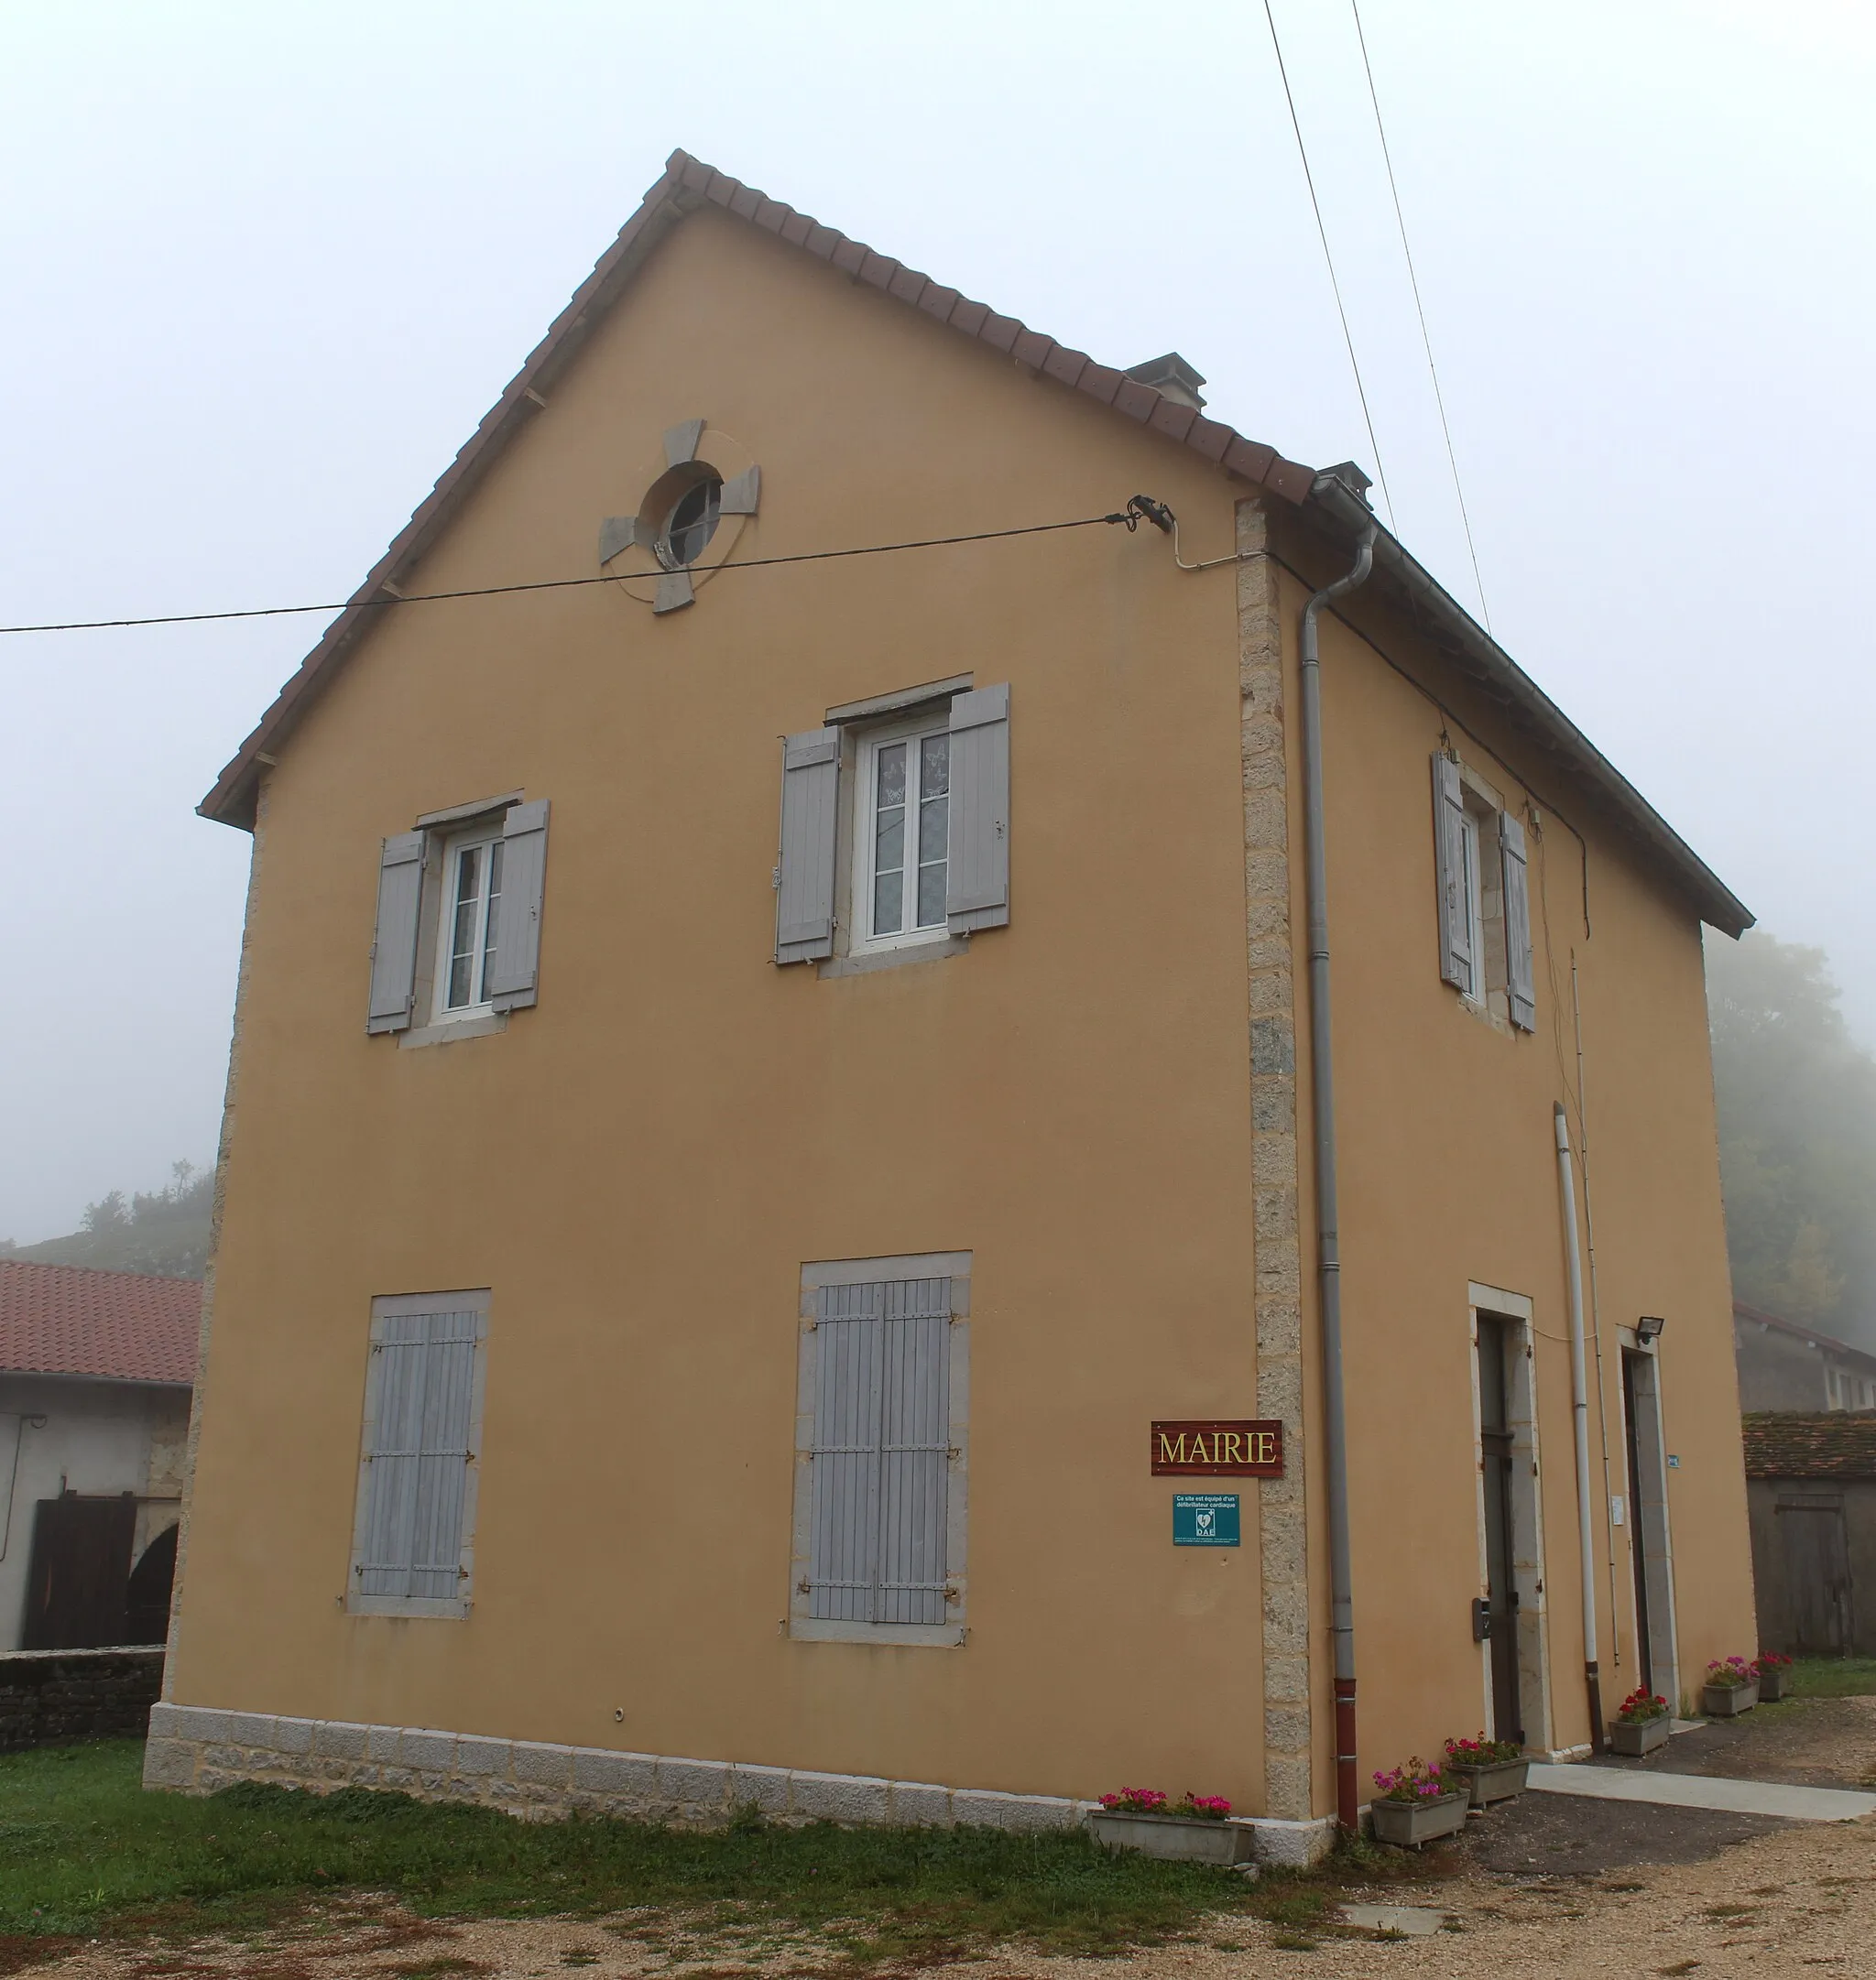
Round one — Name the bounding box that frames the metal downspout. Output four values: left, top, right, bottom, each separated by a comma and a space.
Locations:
1297, 501, 1379, 1833
1554, 1103, 1606, 1753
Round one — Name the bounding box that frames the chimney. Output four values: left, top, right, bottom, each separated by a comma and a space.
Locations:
1124, 353, 1207, 412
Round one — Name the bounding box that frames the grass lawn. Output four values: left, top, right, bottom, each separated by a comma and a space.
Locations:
0, 1741, 1361, 1967
1788, 1657, 1876, 1699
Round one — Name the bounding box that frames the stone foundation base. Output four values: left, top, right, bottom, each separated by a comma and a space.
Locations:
145, 1704, 1325, 1862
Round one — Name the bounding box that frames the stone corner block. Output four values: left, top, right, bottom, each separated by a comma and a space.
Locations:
888, 1780, 954, 1826
659, 1756, 732, 1812
1248, 1814, 1336, 1866
313, 1720, 369, 1761
726, 1762, 791, 1815
571, 1747, 660, 1801
141, 1738, 199, 1790
365, 1723, 403, 1762
790, 1768, 891, 1825
169, 1705, 234, 1745
144, 1702, 181, 1741
231, 1712, 279, 1749
952, 1789, 1079, 1833
454, 1735, 512, 1778
398, 1728, 457, 1772
513, 1741, 576, 1789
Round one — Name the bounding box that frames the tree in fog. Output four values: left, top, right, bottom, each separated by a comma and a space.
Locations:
1, 1159, 213, 1278
1708, 932, 1876, 1347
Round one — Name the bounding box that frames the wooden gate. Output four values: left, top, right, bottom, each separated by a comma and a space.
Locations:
1776, 1497, 1853, 1656
21, 1494, 136, 1649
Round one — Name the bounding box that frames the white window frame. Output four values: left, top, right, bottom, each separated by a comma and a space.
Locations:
431, 825, 505, 1023
851, 714, 953, 956
789, 1251, 970, 1648
1456, 807, 1489, 1003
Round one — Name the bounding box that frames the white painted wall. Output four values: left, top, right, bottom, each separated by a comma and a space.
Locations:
0, 1374, 191, 1650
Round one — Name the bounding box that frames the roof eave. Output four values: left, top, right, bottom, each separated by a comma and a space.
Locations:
1306, 474, 1752, 940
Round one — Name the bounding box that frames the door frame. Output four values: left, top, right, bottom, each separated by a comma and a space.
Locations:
1618, 1332, 1682, 1710
1468, 1284, 1554, 1752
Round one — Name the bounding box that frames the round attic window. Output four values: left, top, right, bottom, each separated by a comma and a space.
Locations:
660, 471, 722, 570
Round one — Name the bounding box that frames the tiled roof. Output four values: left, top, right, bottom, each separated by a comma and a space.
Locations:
192, 150, 1751, 939
0, 1259, 200, 1385
1742, 1412, 1876, 1480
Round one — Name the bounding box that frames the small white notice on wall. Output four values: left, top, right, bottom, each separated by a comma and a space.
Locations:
1610, 1495, 1625, 1526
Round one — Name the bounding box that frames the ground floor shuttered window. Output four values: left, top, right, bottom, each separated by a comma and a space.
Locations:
792, 1261, 968, 1645
349, 1291, 488, 1617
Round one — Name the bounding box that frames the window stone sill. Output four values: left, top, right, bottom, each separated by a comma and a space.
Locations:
789, 1617, 966, 1647
398, 1012, 507, 1050
818, 937, 968, 980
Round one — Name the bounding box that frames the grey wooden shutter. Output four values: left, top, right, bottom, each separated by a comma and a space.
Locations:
775, 728, 839, 964
366, 832, 425, 1034
487, 799, 549, 1011
946, 684, 1009, 933
359, 1304, 479, 1601
808, 1278, 951, 1626
1432, 755, 1471, 990
1500, 810, 1536, 1031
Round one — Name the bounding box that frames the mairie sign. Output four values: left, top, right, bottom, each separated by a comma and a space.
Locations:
1151, 1419, 1283, 1477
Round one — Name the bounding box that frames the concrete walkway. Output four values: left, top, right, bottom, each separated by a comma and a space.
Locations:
1528, 1760, 1876, 1822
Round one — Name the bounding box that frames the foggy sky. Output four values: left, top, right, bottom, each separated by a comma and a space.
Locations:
4, 0, 1872, 1242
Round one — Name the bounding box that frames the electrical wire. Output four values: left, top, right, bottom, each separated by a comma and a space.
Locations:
1348, 0, 1492, 631
1260, 0, 1396, 528
0, 509, 1140, 637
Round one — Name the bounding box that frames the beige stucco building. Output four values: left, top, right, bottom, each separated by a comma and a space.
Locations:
148, 152, 1756, 1858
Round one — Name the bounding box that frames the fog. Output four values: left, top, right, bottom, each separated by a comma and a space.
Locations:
4, 0, 1872, 1242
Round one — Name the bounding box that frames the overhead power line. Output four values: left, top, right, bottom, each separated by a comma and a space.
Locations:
1348, 0, 1492, 631
1260, 0, 1396, 528
0, 510, 1138, 637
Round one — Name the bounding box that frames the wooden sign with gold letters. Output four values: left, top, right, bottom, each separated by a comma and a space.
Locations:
1151, 1420, 1283, 1477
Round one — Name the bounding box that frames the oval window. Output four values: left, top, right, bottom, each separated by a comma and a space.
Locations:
661, 473, 723, 569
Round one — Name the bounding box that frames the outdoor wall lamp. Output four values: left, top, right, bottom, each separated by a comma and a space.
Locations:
1636, 1315, 1666, 1345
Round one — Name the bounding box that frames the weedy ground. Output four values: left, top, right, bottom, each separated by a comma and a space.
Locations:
0, 1742, 1418, 1975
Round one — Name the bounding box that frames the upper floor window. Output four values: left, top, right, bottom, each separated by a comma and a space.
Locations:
1433, 753, 1536, 1032
436, 829, 505, 1019
857, 721, 950, 952
773, 681, 1009, 969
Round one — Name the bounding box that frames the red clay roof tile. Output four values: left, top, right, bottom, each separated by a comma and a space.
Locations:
1743, 1412, 1876, 1480
0, 1260, 199, 1386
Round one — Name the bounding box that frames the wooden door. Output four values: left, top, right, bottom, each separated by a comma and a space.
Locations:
21, 1494, 136, 1649
1778, 1499, 1852, 1656
1478, 1319, 1523, 1744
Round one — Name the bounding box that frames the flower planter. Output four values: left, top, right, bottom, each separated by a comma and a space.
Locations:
1087, 1811, 1256, 1866
1703, 1679, 1759, 1717
1758, 1667, 1790, 1702
1609, 1714, 1672, 1756
1368, 1792, 1468, 1849
1445, 1757, 1529, 1807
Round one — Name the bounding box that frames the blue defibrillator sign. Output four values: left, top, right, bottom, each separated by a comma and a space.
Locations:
1172, 1493, 1241, 1547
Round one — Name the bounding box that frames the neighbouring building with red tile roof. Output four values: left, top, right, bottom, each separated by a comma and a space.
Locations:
0, 1260, 199, 1653
1743, 1411, 1876, 1659
1734, 1301, 1876, 1412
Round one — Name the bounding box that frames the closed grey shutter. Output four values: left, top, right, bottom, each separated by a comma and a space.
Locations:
1500, 810, 1536, 1032
946, 684, 1009, 933
775, 728, 839, 964
366, 832, 425, 1034
487, 799, 549, 1011
359, 1305, 479, 1600
1432, 755, 1471, 989
878, 1278, 952, 1625
808, 1278, 951, 1625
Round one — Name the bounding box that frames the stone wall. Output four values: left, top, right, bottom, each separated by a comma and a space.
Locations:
0, 1648, 165, 1752
1236, 497, 1316, 1823
142, 1703, 1333, 1864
